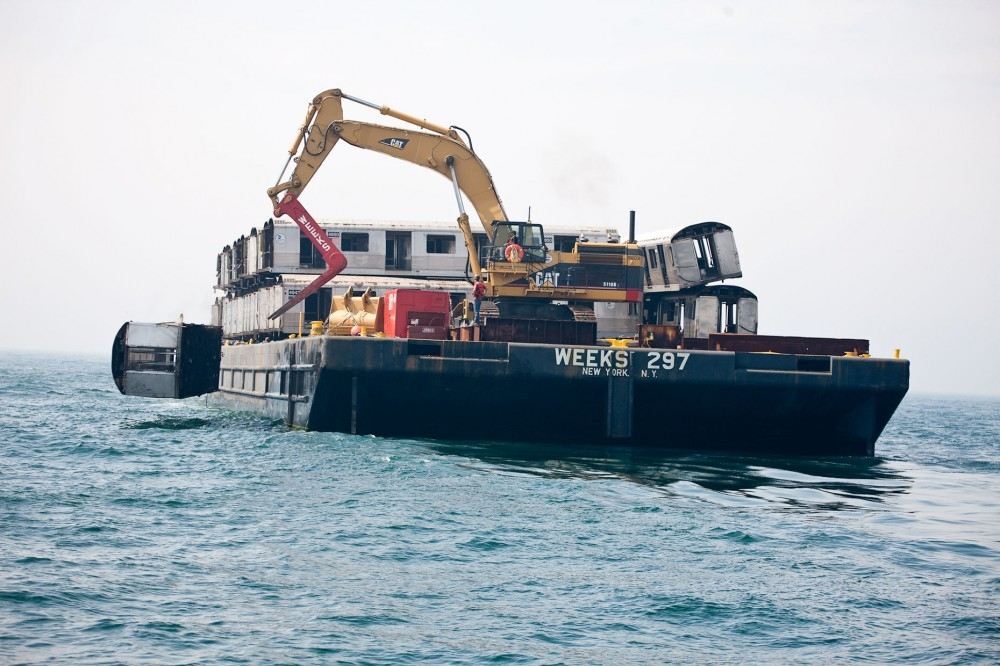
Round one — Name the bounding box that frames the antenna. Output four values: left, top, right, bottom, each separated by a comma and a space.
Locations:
527, 206, 532, 222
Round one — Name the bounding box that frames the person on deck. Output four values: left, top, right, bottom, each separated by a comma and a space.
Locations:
472, 275, 486, 324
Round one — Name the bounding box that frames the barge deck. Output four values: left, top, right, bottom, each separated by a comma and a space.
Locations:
209, 336, 909, 456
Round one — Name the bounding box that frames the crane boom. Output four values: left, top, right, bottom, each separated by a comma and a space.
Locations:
266, 89, 509, 319
268, 89, 507, 236
331, 120, 507, 237
265, 88, 643, 322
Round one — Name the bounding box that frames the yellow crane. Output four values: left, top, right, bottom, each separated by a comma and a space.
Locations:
266, 88, 642, 320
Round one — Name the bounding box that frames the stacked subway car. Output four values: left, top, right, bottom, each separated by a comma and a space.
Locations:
637, 222, 757, 344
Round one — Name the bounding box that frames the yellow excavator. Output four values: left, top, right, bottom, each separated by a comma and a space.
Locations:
266, 88, 642, 321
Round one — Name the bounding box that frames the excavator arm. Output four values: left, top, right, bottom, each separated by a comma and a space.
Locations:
318, 120, 506, 236
268, 90, 507, 233
265, 89, 508, 319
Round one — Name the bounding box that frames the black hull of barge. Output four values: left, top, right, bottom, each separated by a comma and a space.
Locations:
208, 337, 909, 456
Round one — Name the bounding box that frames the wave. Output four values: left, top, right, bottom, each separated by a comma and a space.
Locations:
122, 417, 211, 431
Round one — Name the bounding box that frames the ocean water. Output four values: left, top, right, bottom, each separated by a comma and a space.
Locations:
1, 352, 997, 664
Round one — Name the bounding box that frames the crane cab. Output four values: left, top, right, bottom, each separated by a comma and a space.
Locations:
487, 221, 547, 262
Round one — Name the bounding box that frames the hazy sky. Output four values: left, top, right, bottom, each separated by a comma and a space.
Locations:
1, 1, 998, 396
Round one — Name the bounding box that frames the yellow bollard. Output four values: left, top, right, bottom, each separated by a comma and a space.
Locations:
600, 338, 634, 348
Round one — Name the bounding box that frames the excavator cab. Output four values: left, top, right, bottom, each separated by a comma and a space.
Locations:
489, 221, 547, 263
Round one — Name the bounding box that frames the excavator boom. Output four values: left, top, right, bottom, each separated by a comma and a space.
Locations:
332, 120, 506, 236
266, 89, 509, 319
265, 88, 643, 323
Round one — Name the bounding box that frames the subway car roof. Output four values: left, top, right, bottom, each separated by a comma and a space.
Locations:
637, 221, 734, 245
266, 218, 617, 237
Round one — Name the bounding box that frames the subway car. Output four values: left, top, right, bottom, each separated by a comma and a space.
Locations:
639, 222, 742, 292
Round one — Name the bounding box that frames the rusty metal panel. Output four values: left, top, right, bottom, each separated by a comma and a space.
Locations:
707, 334, 869, 355
645, 324, 681, 348
480, 319, 596, 345
639, 324, 681, 348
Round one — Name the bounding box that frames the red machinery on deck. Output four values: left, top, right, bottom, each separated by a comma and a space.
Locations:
377, 289, 451, 340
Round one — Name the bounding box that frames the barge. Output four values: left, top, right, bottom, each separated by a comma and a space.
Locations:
112, 321, 906, 456
111, 87, 909, 455
111, 212, 908, 456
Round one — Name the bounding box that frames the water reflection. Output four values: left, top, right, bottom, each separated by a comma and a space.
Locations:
422, 439, 913, 508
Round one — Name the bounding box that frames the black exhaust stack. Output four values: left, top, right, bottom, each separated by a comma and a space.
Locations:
629, 210, 636, 243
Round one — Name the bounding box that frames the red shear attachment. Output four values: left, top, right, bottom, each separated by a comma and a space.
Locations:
267, 194, 348, 320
